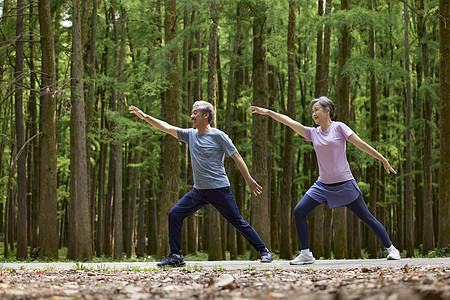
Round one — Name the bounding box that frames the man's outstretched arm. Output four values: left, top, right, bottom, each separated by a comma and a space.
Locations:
129, 105, 179, 139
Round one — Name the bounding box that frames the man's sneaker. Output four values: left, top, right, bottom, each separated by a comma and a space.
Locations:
259, 248, 272, 263
387, 246, 401, 260
290, 252, 316, 265
157, 253, 186, 268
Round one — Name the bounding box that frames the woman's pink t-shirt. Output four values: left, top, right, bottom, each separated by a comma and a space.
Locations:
304, 121, 355, 184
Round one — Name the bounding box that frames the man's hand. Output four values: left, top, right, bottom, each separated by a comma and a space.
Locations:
247, 178, 263, 197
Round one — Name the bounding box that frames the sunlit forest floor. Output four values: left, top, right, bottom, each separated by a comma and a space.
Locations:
0, 261, 448, 299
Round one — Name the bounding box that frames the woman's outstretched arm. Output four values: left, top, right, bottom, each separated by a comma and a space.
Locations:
348, 133, 397, 174
250, 106, 307, 138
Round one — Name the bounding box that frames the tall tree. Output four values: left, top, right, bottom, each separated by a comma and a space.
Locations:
311, 0, 324, 259
15, 0, 27, 259
418, 0, 434, 254
334, 0, 351, 259
38, 0, 58, 259
67, 0, 93, 260
403, 1, 414, 257
279, 0, 296, 260
206, 0, 223, 261
113, 7, 127, 259
158, 0, 179, 256
251, 0, 270, 256
367, 0, 378, 258
438, 0, 450, 248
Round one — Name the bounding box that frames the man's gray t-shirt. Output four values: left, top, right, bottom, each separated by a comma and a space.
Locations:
177, 128, 237, 190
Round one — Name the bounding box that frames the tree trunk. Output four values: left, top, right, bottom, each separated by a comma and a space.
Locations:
136, 163, 147, 257
403, 1, 414, 257
15, 0, 28, 260
333, 0, 351, 259
367, 0, 378, 258
225, 3, 244, 259
251, 0, 270, 257
28, 1, 40, 257
38, 0, 58, 259
438, 0, 450, 249
67, 0, 93, 260
113, 7, 127, 259
279, 0, 296, 259
158, 0, 179, 256
206, 0, 224, 260
321, 0, 332, 96
418, 0, 434, 254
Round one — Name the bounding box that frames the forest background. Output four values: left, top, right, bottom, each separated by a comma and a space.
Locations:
0, 0, 449, 261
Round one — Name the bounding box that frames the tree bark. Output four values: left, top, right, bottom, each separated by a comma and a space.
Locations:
438, 0, 450, 249
334, 0, 351, 259
251, 0, 270, 257
206, 0, 224, 261
38, 0, 58, 259
403, 1, 414, 257
279, 0, 296, 259
158, 0, 179, 256
15, 0, 28, 260
113, 7, 127, 260
67, 0, 93, 260
418, 0, 435, 254
367, 0, 378, 258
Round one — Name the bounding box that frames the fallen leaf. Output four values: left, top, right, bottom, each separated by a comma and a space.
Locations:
403, 264, 410, 274
216, 274, 237, 290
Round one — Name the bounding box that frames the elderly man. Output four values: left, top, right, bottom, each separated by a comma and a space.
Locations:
129, 101, 272, 267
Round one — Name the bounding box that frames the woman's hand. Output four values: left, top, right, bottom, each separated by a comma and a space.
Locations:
382, 158, 397, 175
250, 106, 270, 116
129, 105, 146, 119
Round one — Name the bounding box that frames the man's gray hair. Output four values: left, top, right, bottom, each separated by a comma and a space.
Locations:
193, 101, 215, 125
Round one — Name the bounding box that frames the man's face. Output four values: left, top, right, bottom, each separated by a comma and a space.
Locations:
190, 107, 209, 129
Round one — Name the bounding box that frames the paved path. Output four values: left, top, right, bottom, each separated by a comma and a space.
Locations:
0, 257, 448, 271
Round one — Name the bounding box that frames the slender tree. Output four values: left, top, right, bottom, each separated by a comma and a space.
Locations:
38, 0, 58, 259
279, 0, 296, 260
334, 0, 351, 259
438, 0, 450, 248
206, 0, 223, 261
251, 0, 270, 256
158, 0, 179, 256
15, 0, 28, 259
367, 0, 379, 258
113, 7, 127, 259
418, 0, 435, 254
403, 1, 414, 257
67, 0, 93, 260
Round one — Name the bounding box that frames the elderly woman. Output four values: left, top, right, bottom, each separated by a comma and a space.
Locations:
251, 96, 400, 264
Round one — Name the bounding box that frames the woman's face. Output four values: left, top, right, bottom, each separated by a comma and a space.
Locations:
311, 102, 330, 125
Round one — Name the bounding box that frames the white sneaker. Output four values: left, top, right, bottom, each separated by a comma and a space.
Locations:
290, 253, 316, 265
387, 246, 401, 260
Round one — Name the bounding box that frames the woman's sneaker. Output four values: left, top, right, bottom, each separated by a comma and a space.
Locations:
387, 246, 401, 260
157, 253, 186, 267
290, 252, 316, 265
259, 248, 272, 263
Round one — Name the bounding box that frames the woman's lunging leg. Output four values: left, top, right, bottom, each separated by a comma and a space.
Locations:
346, 194, 392, 248
293, 194, 321, 249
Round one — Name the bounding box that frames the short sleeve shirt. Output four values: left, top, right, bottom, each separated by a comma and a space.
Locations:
177, 128, 237, 189
304, 121, 355, 184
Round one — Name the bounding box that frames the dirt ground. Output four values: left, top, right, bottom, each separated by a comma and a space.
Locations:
0, 263, 448, 299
